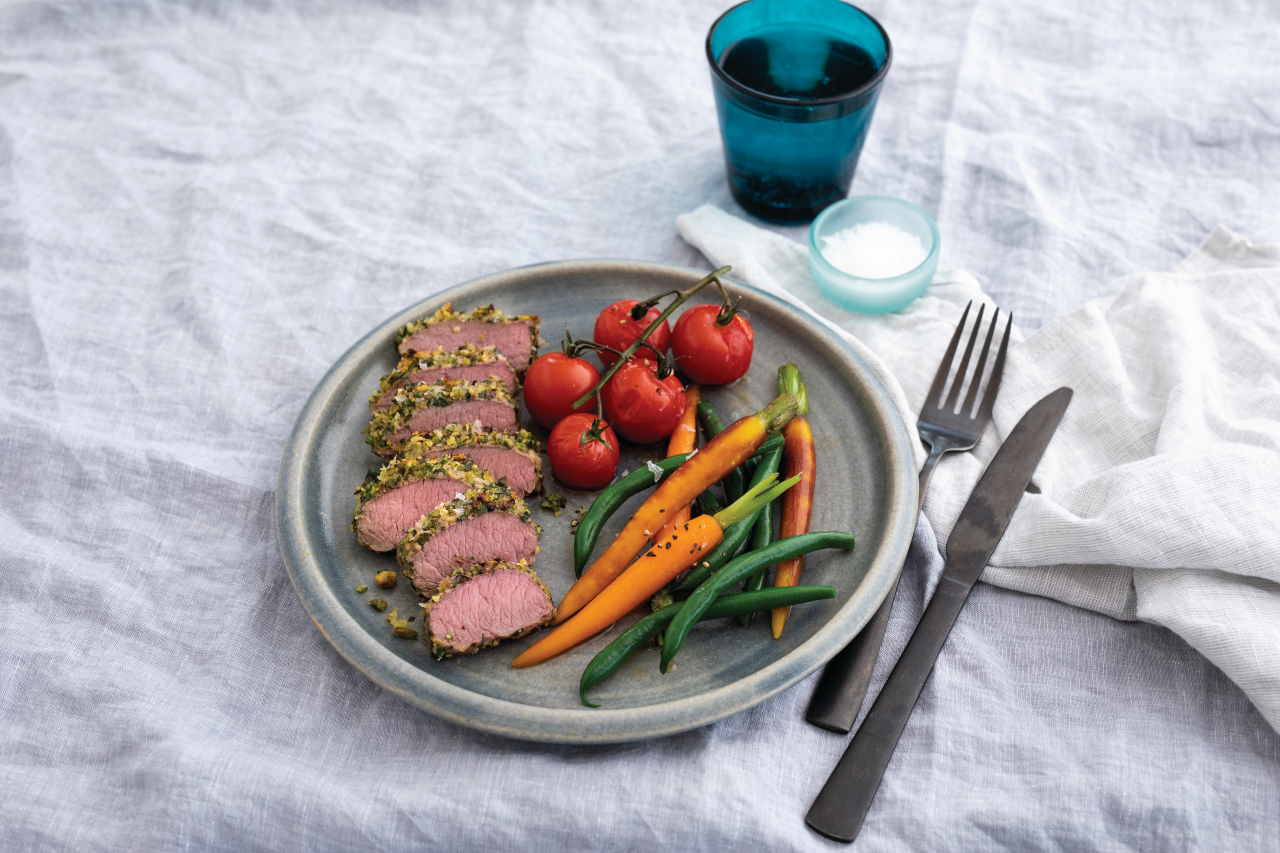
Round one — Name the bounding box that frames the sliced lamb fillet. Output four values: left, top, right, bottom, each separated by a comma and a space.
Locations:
353, 454, 494, 552
394, 426, 542, 495
396, 303, 540, 372
399, 321, 534, 372
424, 560, 554, 658
383, 401, 518, 450
373, 363, 519, 411
446, 446, 540, 495
370, 346, 518, 412
364, 378, 519, 458
397, 484, 540, 593
407, 512, 539, 592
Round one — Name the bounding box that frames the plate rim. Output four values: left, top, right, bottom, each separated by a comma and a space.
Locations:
276, 258, 918, 743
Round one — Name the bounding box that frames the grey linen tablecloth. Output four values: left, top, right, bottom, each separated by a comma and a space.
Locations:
2, 1, 1278, 850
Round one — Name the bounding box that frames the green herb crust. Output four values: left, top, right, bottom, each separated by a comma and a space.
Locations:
390, 426, 542, 494
369, 345, 517, 410
385, 608, 418, 639
395, 302, 541, 349
352, 454, 495, 528
363, 378, 516, 455
395, 482, 541, 573
396, 423, 540, 459
540, 493, 567, 516
422, 559, 554, 659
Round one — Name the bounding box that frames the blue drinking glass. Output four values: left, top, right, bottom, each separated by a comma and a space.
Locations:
706, 0, 892, 223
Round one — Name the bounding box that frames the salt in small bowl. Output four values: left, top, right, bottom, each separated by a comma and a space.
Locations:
808, 196, 940, 314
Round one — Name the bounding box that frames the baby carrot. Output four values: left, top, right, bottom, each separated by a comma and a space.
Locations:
697, 402, 745, 503
771, 364, 817, 639
571, 434, 781, 576
512, 474, 801, 668
580, 586, 837, 707
553, 392, 800, 625
652, 385, 700, 544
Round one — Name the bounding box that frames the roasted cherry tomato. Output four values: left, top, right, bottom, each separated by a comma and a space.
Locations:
548, 414, 620, 490
600, 358, 686, 445
524, 351, 601, 430
593, 300, 672, 368
671, 303, 754, 385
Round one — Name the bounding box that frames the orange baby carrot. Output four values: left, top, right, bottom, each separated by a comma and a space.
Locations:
771, 365, 816, 639
514, 473, 800, 668
552, 392, 799, 626
514, 517, 722, 668
652, 385, 700, 544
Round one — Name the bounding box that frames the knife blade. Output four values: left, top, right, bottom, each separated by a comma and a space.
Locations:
805, 386, 1073, 843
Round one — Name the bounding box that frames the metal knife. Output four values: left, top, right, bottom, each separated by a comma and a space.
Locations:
805, 386, 1073, 843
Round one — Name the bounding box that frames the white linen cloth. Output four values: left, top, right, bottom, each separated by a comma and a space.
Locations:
2, 0, 1279, 849
678, 204, 1280, 730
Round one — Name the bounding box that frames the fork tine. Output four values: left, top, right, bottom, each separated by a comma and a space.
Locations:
923, 301, 971, 409
943, 303, 985, 412
973, 313, 1013, 426
961, 308, 999, 417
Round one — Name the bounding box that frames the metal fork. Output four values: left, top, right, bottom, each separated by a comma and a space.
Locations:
806, 301, 1012, 733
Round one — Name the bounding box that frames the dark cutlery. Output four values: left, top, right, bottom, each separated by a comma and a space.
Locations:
806, 386, 1073, 843
807, 302, 1012, 733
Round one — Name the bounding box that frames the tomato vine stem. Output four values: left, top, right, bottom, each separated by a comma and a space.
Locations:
629, 290, 681, 321
571, 266, 730, 410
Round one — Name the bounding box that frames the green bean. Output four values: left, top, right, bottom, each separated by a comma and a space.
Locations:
579, 585, 837, 706
724, 465, 745, 503
670, 511, 758, 592
756, 431, 786, 457
737, 445, 783, 625
696, 402, 744, 502
573, 453, 690, 575
696, 400, 726, 435
695, 488, 724, 517
672, 439, 782, 592
737, 540, 771, 619
661, 531, 856, 672
572, 434, 784, 576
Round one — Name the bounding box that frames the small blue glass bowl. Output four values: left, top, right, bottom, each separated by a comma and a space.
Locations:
808, 195, 940, 313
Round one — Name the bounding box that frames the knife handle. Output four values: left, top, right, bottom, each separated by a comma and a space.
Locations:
806, 445, 941, 733
806, 574, 973, 843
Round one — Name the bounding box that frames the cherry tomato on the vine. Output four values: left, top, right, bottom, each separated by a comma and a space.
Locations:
548, 414, 620, 490
601, 358, 686, 445
593, 300, 672, 368
671, 304, 754, 385
524, 351, 601, 430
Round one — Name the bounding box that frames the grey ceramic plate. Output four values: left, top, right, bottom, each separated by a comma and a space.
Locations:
277, 260, 917, 744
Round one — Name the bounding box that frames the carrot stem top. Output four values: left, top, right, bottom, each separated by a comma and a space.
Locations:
713, 473, 801, 529
777, 363, 808, 417
759, 392, 801, 433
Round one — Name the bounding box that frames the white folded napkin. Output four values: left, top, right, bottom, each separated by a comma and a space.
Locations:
677, 204, 1280, 732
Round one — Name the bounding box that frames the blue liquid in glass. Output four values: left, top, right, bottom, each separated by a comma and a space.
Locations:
712, 24, 885, 222
718, 29, 879, 100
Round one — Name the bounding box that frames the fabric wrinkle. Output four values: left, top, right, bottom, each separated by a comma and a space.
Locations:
2, 1, 1279, 849
679, 204, 1280, 735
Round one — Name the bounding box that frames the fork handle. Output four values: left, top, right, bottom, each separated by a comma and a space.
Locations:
804, 444, 942, 733
915, 444, 943, 514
